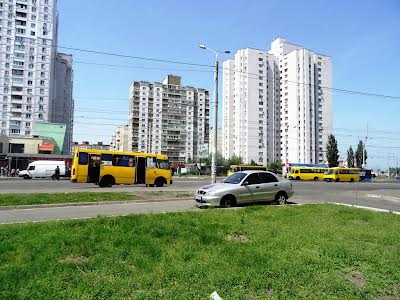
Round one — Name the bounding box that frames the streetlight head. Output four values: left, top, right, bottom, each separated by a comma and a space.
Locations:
224, 50, 231, 54
198, 44, 206, 49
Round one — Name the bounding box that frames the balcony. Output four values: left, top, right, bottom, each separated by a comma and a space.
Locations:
16, 5, 28, 12
11, 107, 23, 113
15, 12, 28, 19
11, 90, 23, 96
12, 78, 24, 85
10, 115, 22, 121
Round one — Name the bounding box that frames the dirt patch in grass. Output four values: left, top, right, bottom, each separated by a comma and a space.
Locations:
376, 295, 397, 300
59, 255, 90, 264
343, 271, 365, 288
225, 234, 251, 243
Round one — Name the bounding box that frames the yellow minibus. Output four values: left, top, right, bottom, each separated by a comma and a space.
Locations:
287, 167, 327, 181
323, 167, 360, 182
71, 148, 172, 187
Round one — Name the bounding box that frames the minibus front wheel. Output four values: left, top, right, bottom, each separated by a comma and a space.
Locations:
154, 177, 167, 187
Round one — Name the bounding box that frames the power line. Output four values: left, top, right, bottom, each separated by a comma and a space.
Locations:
1, 41, 399, 100
74, 60, 213, 73
57, 45, 213, 68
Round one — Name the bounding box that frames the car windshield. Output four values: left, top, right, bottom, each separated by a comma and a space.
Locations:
222, 172, 247, 184
324, 170, 333, 175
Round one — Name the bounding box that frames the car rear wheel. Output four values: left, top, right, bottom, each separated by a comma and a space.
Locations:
350, 178, 354, 182
314, 177, 319, 181
275, 192, 287, 205
220, 195, 235, 208
296, 176, 300, 180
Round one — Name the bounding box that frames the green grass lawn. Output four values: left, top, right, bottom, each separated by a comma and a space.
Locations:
0, 191, 193, 207
0, 192, 134, 206
0, 204, 399, 299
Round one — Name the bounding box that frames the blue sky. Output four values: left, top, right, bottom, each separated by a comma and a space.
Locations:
57, 0, 400, 169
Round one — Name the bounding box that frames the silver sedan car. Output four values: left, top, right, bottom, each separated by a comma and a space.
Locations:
194, 171, 294, 208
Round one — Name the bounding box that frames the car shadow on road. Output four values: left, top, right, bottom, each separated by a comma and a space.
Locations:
199, 201, 298, 210
235, 200, 297, 208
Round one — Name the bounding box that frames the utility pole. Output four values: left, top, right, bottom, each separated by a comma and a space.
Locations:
362, 124, 368, 168
198, 44, 230, 183
211, 60, 219, 183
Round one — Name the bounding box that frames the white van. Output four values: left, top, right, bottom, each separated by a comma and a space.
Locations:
19, 161, 66, 179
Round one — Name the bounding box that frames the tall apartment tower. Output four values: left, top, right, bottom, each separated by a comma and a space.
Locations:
269, 38, 332, 164
0, 0, 58, 137
110, 125, 129, 152
222, 48, 281, 165
222, 38, 332, 165
51, 52, 73, 154
128, 75, 209, 163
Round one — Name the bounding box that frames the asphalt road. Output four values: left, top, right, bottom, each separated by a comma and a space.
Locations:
0, 177, 399, 224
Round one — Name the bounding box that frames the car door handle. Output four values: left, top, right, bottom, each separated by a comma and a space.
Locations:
256, 186, 260, 188
274, 184, 278, 186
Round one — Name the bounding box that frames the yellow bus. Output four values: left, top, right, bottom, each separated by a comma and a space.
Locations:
227, 165, 269, 176
71, 148, 172, 187
323, 167, 360, 182
287, 167, 327, 181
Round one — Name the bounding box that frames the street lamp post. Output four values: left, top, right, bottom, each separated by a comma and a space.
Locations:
199, 44, 230, 183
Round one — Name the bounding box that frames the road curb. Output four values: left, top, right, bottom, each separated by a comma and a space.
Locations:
331, 202, 400, 214
0, 197, 193, 211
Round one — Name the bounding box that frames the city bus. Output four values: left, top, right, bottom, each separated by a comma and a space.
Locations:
323, 167, 361, 182
71, 148, 172, 187
287, 166, 327, 181
227, 165, 269, 176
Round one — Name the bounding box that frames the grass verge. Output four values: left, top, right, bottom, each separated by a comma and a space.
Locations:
0, 191, 193, 207
0, 204, 399, 299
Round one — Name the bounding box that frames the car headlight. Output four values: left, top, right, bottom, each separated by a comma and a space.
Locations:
206, 191, 218, 196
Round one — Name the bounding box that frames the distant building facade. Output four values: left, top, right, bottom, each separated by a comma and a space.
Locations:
128, 75, 209, 163
222, 38, 332, 165
110, 125, 129, 152
209, 127, 222, 156
71, 141, 110, 154
51, 53, 74, 154
0, 0, 73, 144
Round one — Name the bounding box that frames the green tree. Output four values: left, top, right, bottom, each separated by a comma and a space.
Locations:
227, 154, 243, 166
355, 140, 367, 168
346, 146, 355, 167
326, 134, 339, 167
250, 159, 258, 166
269, 161, 282, 171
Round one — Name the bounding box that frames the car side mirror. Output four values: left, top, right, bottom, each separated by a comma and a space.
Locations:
242, 181, 249, 186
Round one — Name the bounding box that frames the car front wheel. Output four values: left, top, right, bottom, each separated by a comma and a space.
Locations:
220, 195, 235, 208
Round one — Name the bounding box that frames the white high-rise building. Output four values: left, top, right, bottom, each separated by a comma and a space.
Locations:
128, 75, 209, 163
222, 48, 281, 165
269, 38, 332, 164
0, 0, 73, 141
110, 125, 129, 152
222, 38, 332, 165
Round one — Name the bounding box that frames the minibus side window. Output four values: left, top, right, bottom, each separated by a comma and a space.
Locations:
78, 152, 88, 165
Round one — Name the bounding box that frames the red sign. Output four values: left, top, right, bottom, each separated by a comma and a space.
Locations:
38, 143, 55, 152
